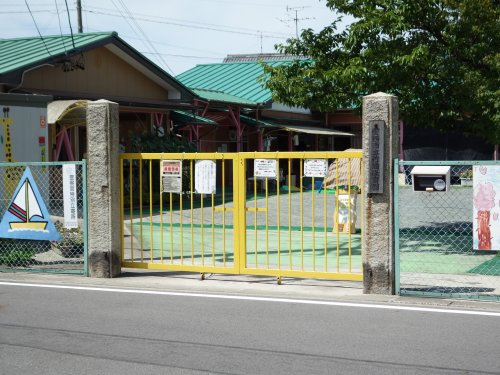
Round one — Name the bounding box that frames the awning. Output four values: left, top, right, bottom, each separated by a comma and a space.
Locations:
48, 100, 89, 126
266, 123, 354, 136
239, 114, 353, 136
170, 110, 217, 126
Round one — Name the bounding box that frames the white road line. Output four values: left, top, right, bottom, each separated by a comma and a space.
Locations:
1, 281, 499, 317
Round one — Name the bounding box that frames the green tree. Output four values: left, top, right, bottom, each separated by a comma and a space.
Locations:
263, 0, 500, 142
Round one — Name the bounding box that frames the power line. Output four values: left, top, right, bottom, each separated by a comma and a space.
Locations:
83, 4, 289, 37
140, 51, 224, 60
24, 0, 52, 56
82, 8, 287, 39
112, 0, 174, 74
64, 0, 76, 49
54, 0, 68, 54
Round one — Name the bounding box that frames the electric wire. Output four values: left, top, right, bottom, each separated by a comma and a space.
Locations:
24, 0, 52, 56
83, 4, 289, 37
140, 52, 223, 60
83, 9, 287, 39
64, 0, 76, 49
54, 0, 68, 54
113, 0, 174, 74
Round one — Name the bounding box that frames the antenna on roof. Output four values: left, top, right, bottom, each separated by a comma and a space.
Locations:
283, 5, 315, 39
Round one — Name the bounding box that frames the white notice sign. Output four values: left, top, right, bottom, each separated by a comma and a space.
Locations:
254, 159, 277, 178
304, 159, 328, 177
195, 160, 216, 194
161, 160, 182, 193
63, 164, 78, 228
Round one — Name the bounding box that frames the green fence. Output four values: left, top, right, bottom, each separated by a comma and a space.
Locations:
0, 161, 87, 275
395, 160, 500, 301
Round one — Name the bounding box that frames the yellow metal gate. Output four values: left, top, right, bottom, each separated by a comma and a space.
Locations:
120, 151, 363, 281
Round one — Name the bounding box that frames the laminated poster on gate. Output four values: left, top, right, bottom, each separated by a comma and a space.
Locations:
0, 167, 61, 241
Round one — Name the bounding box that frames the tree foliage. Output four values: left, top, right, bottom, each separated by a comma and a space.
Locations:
263, 0, 500, 142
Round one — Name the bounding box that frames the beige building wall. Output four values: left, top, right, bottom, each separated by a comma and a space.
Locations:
21, 47, 168, 102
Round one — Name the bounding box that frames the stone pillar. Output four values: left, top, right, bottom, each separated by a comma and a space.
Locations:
362, 93, 399, 294
86, 100, 121, 277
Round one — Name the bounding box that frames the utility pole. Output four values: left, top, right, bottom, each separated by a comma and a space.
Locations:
76, 0, 83, 33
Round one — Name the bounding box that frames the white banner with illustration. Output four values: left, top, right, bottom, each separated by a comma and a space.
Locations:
473, 165, 500, 250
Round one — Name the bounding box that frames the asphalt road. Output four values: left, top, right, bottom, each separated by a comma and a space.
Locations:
1, 281, 499, 375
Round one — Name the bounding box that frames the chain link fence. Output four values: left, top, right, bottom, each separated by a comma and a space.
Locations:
0, 162, 87, 274
395, 160, 500, 301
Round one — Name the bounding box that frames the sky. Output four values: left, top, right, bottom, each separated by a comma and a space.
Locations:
0, 0, 347, 76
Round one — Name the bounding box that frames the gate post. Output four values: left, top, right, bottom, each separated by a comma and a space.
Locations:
361, 93, 399, 294
86, 100, 121, 277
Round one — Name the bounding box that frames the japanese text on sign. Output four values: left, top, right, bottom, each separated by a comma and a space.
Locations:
63, 164, 78, 228
161, 160, 183, 193
254, 159, 277, 178
304, 159, 328, 177
367, 120, 384, 194
195, 160, 216, 194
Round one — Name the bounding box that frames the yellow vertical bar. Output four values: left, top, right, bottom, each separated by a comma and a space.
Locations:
254, 170, 258, 267
212, 190, 215, 266
149, 159, 153, 263
288, 158, 292, 270
276, 158, 280, 270
179, 181, 184, 259
222, 158, 226, 267
323, 171, 327, 272
170, 191, 173, 262
348, 157, 352, 272
120, 157, 124, 260
190, 160, 194, 264
360, 155, 364, 272
335, 159, 340, 271
235, 153, 247, 275
265, 177, 269, 269
129, 159, 134, 262
159, 161, 163, 263
139, 161, 143, 262
300, 158, 304, 270
201, 193, 205, 265
312, 176, 315, 271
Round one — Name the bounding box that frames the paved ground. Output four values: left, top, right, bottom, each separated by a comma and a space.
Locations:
2, 270, 500, 313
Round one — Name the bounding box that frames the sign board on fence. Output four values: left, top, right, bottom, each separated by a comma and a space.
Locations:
473, 165, 500, 250
161, 160, 182, 193
0, 167, 60, 241
195, 160, 216, 194
304, 159, 328, 178
63, 164, 78, 228
254, 159, 277, 178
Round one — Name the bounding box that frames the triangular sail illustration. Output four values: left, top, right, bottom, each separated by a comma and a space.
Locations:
8, 180, 48, 231
0, 167, 60, 241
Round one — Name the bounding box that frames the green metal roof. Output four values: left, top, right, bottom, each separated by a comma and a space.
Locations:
176, 60, 294, 106
171, 110, 217, 125
192, 88, 260, 106
0, 32, 116, 75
